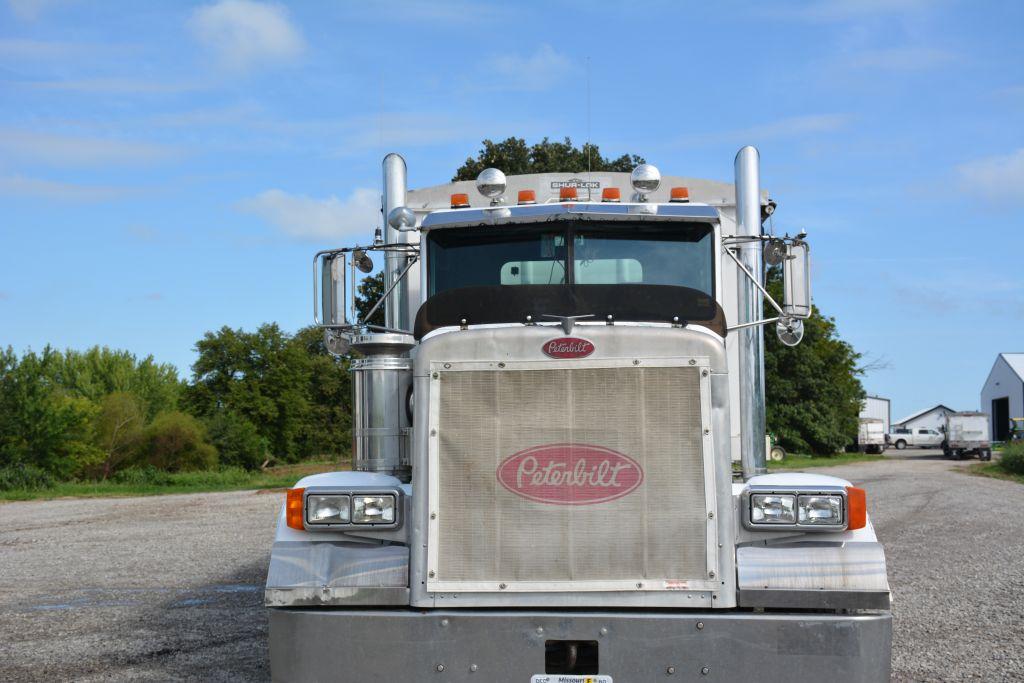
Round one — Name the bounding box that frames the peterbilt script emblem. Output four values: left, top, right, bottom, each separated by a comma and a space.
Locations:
496, 444, 644, 505
542, 337, 594, 359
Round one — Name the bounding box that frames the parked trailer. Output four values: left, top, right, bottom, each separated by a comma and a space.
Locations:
265, 149, 892, 681
943, 412, 992, 460
857, 418, 887, 454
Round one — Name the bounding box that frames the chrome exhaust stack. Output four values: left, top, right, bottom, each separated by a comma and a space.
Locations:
382, 153, 411, 332
342, 154, 416, 482
735, 146, 767, 478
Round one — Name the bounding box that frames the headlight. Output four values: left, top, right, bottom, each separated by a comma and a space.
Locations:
745, 486, 864, 531
798, 495, 843, 525
306, 494, 350, 524
750, 494, 796, 524
352, 495, 396, 524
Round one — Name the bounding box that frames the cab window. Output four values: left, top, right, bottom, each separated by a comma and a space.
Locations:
428, 221, 713, 296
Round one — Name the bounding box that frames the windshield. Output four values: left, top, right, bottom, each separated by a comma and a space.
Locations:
428, 221, 714, 296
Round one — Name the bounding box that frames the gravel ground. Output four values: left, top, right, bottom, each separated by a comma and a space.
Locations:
1, 452, 1022, 681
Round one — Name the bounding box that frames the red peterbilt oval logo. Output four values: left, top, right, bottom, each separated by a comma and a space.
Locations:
496, 444, 643, 505
542, 337, 594, 359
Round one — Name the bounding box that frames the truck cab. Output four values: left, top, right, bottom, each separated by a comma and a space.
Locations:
265, 150, 892, 681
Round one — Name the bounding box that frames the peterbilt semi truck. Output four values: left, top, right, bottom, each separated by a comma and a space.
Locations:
265, 147, 892, 681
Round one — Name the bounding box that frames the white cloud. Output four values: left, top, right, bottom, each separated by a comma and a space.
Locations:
0, 128, 180, 166
678, 114, 852, 147
238, 188, 380, 240
188, 0, 305, 71
485, 45, 574, 91
0, 175, 129, 201
956, 148, 1024, 203
846, 46, 955, 71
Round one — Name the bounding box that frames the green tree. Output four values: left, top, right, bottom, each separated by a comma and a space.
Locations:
187, 323, 352, 463
137, 411, 217, 471
187, 323, 312, 462
355, 271, 385, 327
91, 391, 146, 479
204, 410, 269, 470
0, 346, 102, 477
764, 268, 864, 455
453, 137, 645, 181
50, 347, 181, 419
291, 326, 353, 460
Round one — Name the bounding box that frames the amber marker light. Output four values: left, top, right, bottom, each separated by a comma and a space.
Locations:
601, 187, 621, 202
670, 187, 690, 203
286, 487, 306, 530
450, 193, 470, 208
559, 187, 578, 202
846, 486, 867, 530
517, 190, 536, 205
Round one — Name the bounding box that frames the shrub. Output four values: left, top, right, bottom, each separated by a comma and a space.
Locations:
1000, 442, 1024, 476
136, 411, 218, 472
109, 465, 174, 486
0, 464, 55, 491
204, 411, 269, 470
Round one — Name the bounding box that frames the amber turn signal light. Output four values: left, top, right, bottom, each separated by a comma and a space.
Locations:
286, 487, 306, 530
845, 486, 867, 530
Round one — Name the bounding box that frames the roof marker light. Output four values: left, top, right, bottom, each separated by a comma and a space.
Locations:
670, 187, 690, 203
559, 187, 578, 202
601, 187, 621, 203
450, 193, 470, 209
517, 190, 536, 205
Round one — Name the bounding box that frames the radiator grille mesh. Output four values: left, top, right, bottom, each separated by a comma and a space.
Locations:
436, 365, 707, 585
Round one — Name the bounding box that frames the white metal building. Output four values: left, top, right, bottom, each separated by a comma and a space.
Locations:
893, 404, 956, 433
980, 353, 1024, 441
860, 396, 891, 434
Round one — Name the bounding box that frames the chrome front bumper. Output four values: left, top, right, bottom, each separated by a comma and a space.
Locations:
269, 608, 891, 682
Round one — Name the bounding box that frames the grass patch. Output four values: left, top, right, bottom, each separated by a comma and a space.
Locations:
0, 461, 347, 503
766, 452, 887, 470
966, 462, 1024, 485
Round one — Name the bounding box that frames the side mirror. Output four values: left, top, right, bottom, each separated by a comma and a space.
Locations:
319, 253, 348, 326
782, 240, 811, 319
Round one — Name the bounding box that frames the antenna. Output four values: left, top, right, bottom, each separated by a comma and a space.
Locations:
377, 70, 384, 153
586, 56, 592, 177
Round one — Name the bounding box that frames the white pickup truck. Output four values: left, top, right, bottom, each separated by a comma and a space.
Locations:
888, 427, 943, 450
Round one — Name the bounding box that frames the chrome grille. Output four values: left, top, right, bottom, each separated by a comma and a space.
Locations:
434, 363, 708, 588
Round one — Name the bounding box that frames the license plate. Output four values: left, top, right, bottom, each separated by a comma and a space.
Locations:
530, 677, 612, 683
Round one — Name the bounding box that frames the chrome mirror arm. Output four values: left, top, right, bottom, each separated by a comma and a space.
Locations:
727, 317, 780, 332
723, 246, 784, 317
359, 255, 419, 327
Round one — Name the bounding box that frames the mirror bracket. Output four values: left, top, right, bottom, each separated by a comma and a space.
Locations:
313, 242, 420, 338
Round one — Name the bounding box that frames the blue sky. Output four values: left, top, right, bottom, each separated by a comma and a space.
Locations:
1, 0, 1022, 421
